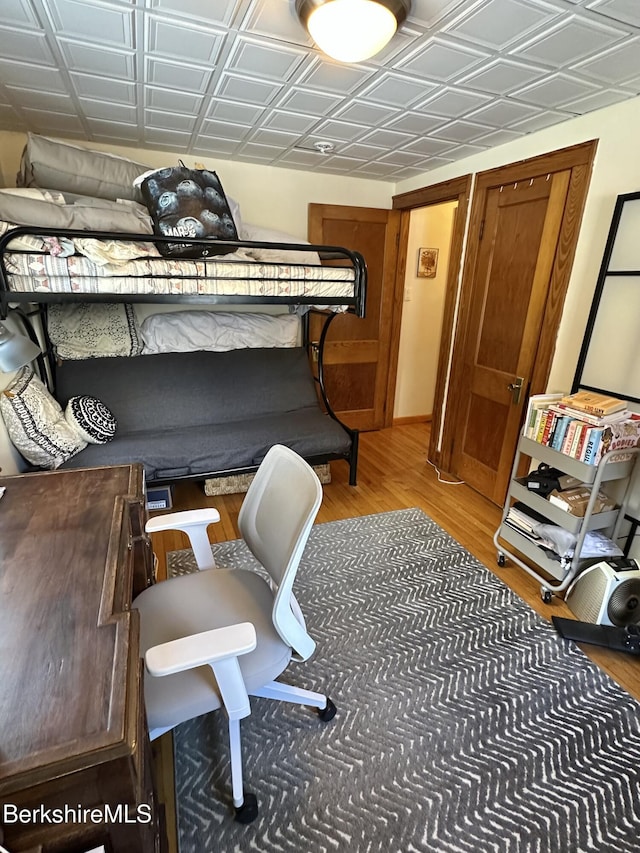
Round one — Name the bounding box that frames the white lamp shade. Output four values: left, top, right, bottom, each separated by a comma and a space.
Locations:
298, 0, 410, 63
0, 323, 41, 372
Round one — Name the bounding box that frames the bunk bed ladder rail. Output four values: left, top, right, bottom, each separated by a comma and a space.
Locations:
306, 310, 359, 486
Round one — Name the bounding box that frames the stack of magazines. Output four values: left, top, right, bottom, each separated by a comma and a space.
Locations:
505, 502, 623, 564
505, 504, 545, 539
505, 504, 558, 549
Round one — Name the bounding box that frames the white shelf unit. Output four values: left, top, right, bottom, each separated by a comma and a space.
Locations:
493, 434, 639, 602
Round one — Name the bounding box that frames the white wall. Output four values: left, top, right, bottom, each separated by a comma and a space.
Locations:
0, 131, 392, 239
394, 201, 457, 420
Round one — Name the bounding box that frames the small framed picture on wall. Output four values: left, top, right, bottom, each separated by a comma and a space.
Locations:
417, 247, 439, 278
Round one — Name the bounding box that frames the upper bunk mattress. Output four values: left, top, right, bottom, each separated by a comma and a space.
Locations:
3, 251, 356, 299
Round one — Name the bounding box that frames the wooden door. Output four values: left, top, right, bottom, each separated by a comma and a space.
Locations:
451, 170, 572, 504
308, 204, 401, 431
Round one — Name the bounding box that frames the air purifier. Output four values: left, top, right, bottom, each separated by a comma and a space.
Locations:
565, 557, 640, 626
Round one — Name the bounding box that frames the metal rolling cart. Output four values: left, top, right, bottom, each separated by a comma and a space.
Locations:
495, 190, 640, 602
494, 434, 639, 602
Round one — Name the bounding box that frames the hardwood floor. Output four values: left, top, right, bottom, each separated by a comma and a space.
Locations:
149, 423, 640, 848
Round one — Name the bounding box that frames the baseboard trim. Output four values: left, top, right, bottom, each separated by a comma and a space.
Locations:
393, 415, 432, 426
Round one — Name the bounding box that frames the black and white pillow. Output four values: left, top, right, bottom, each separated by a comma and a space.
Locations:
65, 395, 117, 444
0, 367, 86, 468
47, 302, 143, 360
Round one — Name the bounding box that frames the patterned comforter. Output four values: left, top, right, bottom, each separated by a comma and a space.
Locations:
3, 250, 356, 300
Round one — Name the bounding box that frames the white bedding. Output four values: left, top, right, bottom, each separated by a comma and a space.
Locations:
140, 310, 300, 353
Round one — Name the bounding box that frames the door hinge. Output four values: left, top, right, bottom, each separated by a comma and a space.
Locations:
479, 219, 485, 240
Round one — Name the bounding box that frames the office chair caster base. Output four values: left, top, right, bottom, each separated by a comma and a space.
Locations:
234, 792, 258, 824
317, 697, 336, 722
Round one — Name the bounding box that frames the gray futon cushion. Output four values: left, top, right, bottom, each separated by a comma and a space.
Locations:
55, 347, 351, 480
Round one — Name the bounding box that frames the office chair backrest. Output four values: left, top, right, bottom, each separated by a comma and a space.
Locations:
239, 444, 322, 660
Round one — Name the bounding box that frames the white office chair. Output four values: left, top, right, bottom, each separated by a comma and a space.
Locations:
134, 444, 336, 823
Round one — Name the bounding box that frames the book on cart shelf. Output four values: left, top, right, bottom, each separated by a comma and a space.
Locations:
594, 417, 640, 464
558, 390, 626, 416
524, 393, 563, 438
548, 402, 632, 425
523, 394, 640, 465
582, 427, 601, 465
551, 415, 571, 451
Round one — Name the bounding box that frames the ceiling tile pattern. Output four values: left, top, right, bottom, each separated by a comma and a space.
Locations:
0, 0, 638, 181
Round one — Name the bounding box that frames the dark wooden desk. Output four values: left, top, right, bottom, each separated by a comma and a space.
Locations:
0, 465, 165, 853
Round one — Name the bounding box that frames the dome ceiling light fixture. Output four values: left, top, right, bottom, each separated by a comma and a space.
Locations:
295, 0, 412, 64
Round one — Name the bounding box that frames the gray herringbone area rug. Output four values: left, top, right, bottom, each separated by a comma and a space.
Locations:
167, 508, 640, 853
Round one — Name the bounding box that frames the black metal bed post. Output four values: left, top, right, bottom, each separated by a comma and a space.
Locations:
314, 311, 359, 486
348, 430, 359, 487
0, 226, 14, 321
314, 311, 337, 417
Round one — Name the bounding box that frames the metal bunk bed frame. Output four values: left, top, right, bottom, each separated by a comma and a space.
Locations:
0, 227, 367, 487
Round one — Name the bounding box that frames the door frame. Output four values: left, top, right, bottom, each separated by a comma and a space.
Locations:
434, 140, 597, 477
389, 175, 472, 432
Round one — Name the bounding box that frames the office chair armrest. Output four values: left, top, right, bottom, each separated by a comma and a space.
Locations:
145, 507, 221, 535
145, 622, 256, 721
145, 622, 256, 677
145, 508, 222, 570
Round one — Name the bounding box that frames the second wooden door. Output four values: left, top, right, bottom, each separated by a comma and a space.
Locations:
451, 170, 573, 503
308, 204, 401, 431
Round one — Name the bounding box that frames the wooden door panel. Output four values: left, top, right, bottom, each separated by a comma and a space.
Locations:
453, 171, 572, 503
470, 365, 517, 399
476, 195, 549, 372
463, 395, 510, 468
325, 362, 378, 414
308, 204, 400, 431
